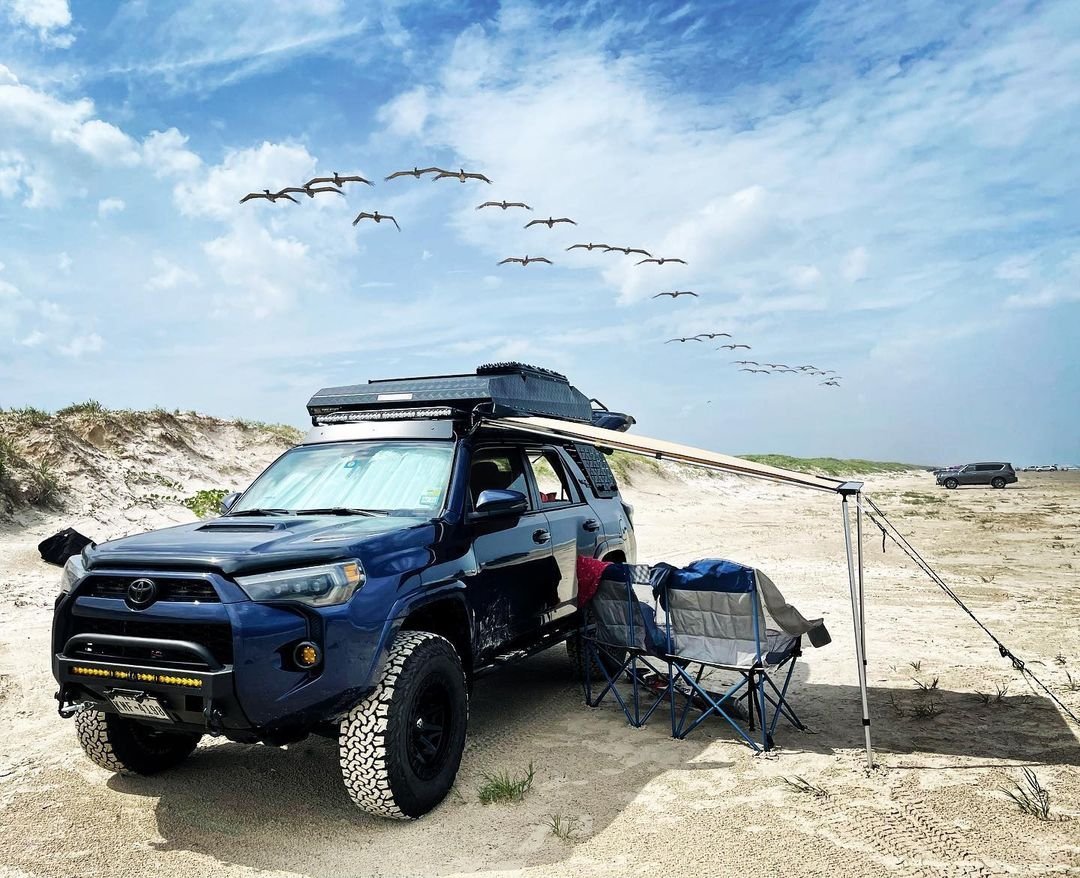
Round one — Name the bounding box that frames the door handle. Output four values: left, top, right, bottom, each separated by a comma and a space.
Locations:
532, 529, 550, 544
582, 519, 601, 532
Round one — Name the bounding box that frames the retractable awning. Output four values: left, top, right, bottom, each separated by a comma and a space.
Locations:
485, 413, 875, 767
485, 415, 845, 493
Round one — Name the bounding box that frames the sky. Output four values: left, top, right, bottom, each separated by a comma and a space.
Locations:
0, 0, 1078, 465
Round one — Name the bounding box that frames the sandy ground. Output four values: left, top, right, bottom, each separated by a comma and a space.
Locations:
2, 455, 1079, 878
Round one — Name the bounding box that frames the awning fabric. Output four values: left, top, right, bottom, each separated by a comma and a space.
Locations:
484, 416, 843, 493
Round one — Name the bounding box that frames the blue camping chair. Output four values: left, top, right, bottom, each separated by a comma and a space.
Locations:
658, 559, 829, 751
582, 564, 671, 727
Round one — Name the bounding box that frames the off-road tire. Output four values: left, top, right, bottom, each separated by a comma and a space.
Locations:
991, 477, 1006, 489
944, 478, 958, 490
74, 709, 201, 775
339, 630, 468, 819
566, 628, 628, 682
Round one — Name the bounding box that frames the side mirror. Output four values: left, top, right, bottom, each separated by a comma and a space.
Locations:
219, 492, 241, 515
470, 489, 528, 520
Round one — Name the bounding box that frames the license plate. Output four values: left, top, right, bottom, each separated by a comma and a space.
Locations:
109, 692, 173, 722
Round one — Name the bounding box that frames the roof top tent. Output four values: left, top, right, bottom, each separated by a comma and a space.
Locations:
305, 362, 636, 433
304, 363, 874, 766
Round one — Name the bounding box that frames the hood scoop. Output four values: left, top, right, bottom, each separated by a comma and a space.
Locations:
197, 522, 282, 533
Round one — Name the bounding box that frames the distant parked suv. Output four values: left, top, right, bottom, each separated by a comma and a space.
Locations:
51, 364, 636, 819
936, 462, 1017, 490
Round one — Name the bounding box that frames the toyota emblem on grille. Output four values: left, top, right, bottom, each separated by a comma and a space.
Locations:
126, 578, 158, 609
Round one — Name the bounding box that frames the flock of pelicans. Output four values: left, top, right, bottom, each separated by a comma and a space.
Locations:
240, 165, 841, 388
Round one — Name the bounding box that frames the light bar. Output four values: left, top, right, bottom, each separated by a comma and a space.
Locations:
71, 666, 202, 688
314, 406, 455, 425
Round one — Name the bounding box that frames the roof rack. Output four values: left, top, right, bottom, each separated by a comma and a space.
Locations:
306, 362, 594, 426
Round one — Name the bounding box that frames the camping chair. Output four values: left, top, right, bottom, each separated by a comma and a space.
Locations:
658, 559, 830, 751
582, 563, 671, 727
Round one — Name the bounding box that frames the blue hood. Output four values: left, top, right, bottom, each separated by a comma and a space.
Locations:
85, 514, 437, 577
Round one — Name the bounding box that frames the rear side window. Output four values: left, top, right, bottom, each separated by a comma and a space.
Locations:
526, 450, 580, 506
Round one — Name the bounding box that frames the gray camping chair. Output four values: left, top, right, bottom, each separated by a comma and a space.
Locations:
582, 563, 671, 727
658, 559, 830, 750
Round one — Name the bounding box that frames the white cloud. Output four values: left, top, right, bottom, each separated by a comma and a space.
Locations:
57, 252, 71, 273
142, 128, 202, 177
18, 329, 45, 347
97, 197, 126, 217
840, 246, 869, 283
377, 87, 429, 138
1004, 286, 1080, 310
203, 222, 314, 318
59, 332, 104, 358
174, 141, 317, 220
789, 265, 823, 289
4, 0, 74, 45
145, 255, 199, 291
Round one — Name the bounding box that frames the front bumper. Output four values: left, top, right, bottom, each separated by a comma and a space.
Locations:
52, 567, 392, 740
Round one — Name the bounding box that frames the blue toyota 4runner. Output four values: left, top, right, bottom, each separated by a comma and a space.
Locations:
52, 364, 636, 818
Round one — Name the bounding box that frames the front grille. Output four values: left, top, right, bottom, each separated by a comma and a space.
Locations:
81, 576, 220, 603
67, 617, 233, 667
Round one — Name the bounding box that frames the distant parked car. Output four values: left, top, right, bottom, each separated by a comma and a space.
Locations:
937, 462, 1018, 490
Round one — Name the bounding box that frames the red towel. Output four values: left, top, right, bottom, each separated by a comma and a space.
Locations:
576, 556, 612, 606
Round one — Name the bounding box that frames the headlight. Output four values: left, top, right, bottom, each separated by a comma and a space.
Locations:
235, 560, 365, 607
59, 554, 87, 595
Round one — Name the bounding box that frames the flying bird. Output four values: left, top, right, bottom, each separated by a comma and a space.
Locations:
433, 168, 492, 183
385, 166, 445, 181
733, 360, 758, 365
636, 257, 687, 266
352, 211, 400, 230
276, 186, 344, 199
605, 246, 652, 257
798, 365, 819, 371
821, 380, 841, 387
693, 331, 730, 338
497, 255, 552, 266
566, 242, 611, 251
477, 200, 532, 210
652, 290, 699, 299
763, 363, 790, 369
525, 216, 576, 229
665, 336, 705, 343
304, 173, 374, 188
718, 343, 751, 350
239, 189, 298, 204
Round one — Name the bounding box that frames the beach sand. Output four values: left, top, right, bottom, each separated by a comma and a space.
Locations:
1, 430, 1077, 878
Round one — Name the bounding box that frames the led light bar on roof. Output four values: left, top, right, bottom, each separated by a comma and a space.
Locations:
313, 406, 455, 425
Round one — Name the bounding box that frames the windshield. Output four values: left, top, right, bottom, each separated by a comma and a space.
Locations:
231, 440, 455, 515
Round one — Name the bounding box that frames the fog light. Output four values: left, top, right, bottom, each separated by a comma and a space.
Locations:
294, 642, 321, 668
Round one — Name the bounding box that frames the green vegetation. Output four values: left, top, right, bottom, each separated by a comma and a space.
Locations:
544, 814, 584, 840
1002, 768, 1052, 820
57, 399, 106, 417
607, 450, 662, 485
183, 489, 229, 519
900, 490, 945, 505
25, 460, 64, 508
10, 406, 51, 427
738, 454, 920, 477
782, 776, 829, 799
477, 762, 535, 804
233, 418, 304, 446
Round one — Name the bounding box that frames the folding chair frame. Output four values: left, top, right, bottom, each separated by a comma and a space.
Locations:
664, 574, 806, 751
580, 574, 671, 728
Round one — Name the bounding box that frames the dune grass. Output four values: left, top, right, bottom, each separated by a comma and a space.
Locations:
738, 454, 922, 477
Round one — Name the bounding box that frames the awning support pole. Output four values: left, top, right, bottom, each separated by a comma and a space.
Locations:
856, 492, 867, 666
841, 492, 874, 769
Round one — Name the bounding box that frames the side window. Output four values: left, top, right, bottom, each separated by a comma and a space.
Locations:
526, 450, 579, 506
469, 449, 530, 508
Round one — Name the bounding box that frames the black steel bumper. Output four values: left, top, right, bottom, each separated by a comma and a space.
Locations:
54, 634, 249, 737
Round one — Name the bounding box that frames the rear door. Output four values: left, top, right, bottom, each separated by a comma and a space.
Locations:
958, 464, 980, 485
523, 446, 601, 631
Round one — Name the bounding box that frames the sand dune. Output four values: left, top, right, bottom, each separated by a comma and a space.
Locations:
1, 416, 1077, 877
